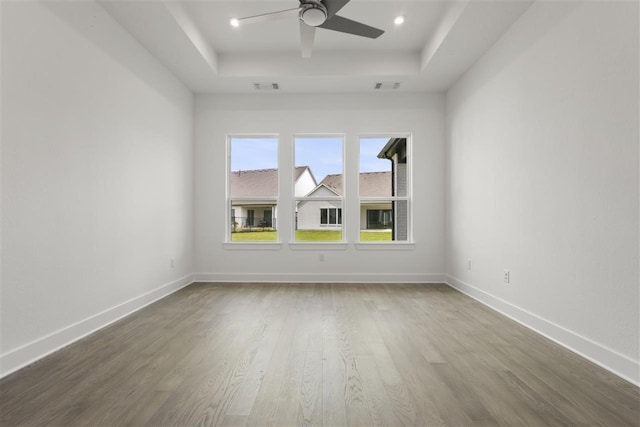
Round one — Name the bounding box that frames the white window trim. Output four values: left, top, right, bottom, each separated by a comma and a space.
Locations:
223, 133, 415, 249
358, 133, 413, 244
226, 134, 280, 245
320, 207, 342, 226
292, 134, 346, 244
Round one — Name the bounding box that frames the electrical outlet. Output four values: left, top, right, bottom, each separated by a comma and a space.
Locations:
319, 253, 325, 262
467, 259, 472, 270
170, 258, 175, 268
503, 270, 510, 284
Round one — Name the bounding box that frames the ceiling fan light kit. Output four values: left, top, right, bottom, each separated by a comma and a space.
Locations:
300, 6, 327, 27
231, 0, 384, 58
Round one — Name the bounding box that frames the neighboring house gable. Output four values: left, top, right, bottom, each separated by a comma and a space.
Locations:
296, 183, 343, 230
295, 166, 318, 197
304, 183, 341, 198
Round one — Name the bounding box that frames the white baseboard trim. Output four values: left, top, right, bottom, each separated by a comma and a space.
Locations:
193, 272, 445, 284
0, 274, 194, 380
445, 274, 640, 387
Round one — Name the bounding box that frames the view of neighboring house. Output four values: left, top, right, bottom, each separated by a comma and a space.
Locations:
296, 171, 393, 231
297, 137, 408, 239
231, 138, 408, 237
230, 166, 316, 229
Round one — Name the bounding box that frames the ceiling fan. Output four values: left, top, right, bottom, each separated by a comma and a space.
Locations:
230, 0, 385, 58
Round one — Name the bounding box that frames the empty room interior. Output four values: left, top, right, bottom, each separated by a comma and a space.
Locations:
1, 0, 639, 426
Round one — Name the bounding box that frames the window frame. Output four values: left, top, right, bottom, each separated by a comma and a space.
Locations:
357, 133, 414, 246
223, 132, 415, 250
320, 207, 342, 226
225, 134, 282, 247
291, 134, 347, 246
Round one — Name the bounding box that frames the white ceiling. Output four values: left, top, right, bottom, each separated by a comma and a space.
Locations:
99, 0, 535, 94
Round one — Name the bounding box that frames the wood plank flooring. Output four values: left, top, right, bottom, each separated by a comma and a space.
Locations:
1, 282, 638, 427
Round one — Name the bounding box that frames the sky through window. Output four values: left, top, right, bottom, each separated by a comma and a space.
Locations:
230, 136, 391, 183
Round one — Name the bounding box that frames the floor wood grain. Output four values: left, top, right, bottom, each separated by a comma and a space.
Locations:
1, 282, 638, 427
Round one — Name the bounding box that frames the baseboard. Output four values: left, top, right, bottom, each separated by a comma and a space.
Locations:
445, 274, 640, 387
193, 272, 445, 284
0, 274, 194, 380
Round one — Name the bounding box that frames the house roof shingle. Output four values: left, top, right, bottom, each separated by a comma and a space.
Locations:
230, 166, 310, 197
231, 167, 391, 198
319, 171, 391, 197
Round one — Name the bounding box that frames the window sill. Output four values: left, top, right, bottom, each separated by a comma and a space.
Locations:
223, 242, 283, 250
354, 242, 415, 251
288, 242, 348, 251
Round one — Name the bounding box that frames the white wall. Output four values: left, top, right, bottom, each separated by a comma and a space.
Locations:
1, 1, 194, 376
445, 1, 639, 384
195, 93, 445, 282
297, 199, 342, 231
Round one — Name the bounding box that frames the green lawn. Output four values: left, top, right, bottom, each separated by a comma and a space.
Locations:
231, 230, 278, 241
296, 230, 342, 241
231, 230, 392, 241
359, 231, 392, 241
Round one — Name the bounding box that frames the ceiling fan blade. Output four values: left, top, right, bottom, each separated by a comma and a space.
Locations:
235, 7, 299, 25
321, 0, 350, 19
319, 15, 384, 39
300, 21, 316, 58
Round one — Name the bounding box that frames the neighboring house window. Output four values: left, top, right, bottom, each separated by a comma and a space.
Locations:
228, 136, 278, 242
359, 136, 411, 242
295, 136, 344, 241
320, 208, 342, 225
367, 209, 391, 229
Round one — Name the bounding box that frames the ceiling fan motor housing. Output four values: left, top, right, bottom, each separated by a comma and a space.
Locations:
300, 1, 327, 27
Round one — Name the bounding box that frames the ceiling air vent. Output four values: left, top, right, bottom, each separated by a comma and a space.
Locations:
374, 82, 400, 90
253, 83, 280, 90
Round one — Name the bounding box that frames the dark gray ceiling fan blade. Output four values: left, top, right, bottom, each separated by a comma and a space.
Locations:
318, 15, 384, 38
321, 0, 350, 19
235, 7, 299, 25
300, 21, 316, 58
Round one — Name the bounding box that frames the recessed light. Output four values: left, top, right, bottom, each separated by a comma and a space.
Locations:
230, 18, 240, 27
394, 16, 405, 25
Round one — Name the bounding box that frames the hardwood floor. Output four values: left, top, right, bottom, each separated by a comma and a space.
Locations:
1, 283, 638, 427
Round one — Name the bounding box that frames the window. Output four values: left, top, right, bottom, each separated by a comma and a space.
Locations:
367, 209, 392, 229
228, 136, 278, 242
294, 136, 343, 241
225, 133, 411, 246
320, 208, 342, 226
359, 136, 411, 242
